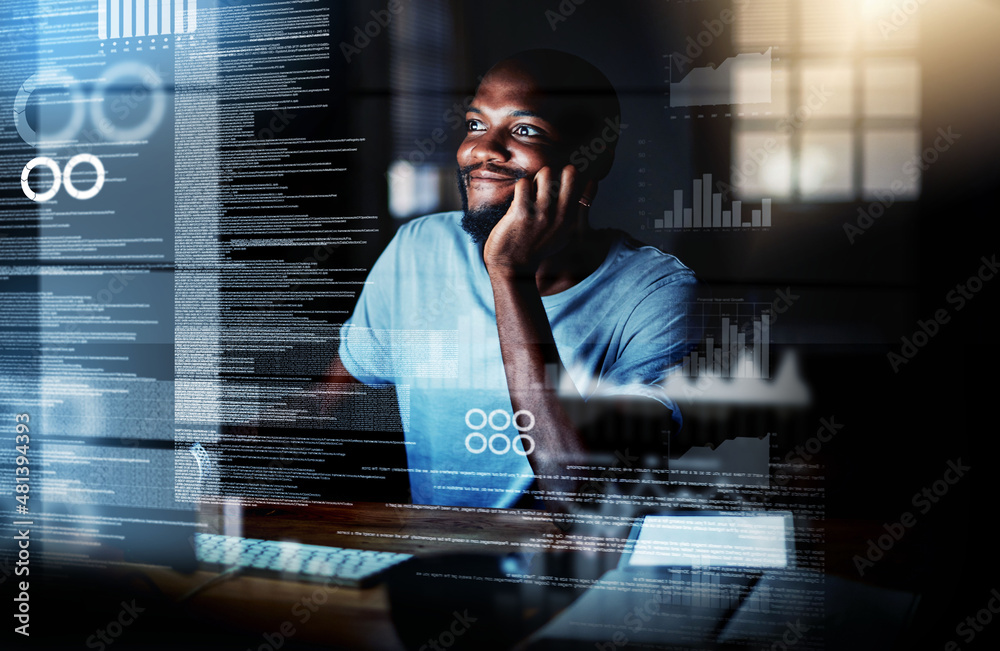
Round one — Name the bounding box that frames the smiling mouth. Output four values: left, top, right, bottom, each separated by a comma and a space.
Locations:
468, 173, 518, 184
461, 163, 526, 188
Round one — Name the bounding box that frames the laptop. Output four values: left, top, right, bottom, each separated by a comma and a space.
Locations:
525, 510, 797, 649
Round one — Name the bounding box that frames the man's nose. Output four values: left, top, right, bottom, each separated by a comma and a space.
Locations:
469, 130, 511, 163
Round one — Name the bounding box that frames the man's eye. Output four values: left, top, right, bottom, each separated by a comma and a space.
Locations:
466, 119, 485, 132
513, 124, 542, 137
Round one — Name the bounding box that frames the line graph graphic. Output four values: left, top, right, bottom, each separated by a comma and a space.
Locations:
668, 48, 772, 108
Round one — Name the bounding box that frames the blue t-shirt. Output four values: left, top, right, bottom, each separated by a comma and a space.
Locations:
338, 212, 697, 507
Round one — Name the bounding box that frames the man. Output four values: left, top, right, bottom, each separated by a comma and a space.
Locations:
331, 49, 697, 508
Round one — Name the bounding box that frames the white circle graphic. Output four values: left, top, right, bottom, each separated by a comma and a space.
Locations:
513, 434, 535, 456
488, 433, 511, 455
90, 62, 167, 142
465, 408, 487, 430
21, 157, 62, 202
465, 432, 487, 454
63, 154, 106, 200
14, 69, 87, 146
488, 409, 511, 431
513, 409, 535, 432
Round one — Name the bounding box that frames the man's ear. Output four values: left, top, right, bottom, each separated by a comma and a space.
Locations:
577, 179, 599, 227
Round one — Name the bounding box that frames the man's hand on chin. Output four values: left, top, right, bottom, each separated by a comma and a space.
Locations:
483, 164, 595, 280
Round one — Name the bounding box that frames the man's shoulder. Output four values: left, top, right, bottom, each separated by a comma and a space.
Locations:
604, 230, 697, 288
394, 211, 465, 241
377, 211, 478, 279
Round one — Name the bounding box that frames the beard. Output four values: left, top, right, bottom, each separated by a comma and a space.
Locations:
456, 164, 526, 245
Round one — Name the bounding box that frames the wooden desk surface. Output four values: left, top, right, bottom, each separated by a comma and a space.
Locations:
237, 500, 566, 554
137, 501, 567, 651
62, 504, 911, 651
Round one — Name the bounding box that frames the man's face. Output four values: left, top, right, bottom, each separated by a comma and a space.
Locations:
456, 64, 570, 244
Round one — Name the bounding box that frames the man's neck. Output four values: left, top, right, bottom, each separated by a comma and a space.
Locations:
535, 226, 611, 297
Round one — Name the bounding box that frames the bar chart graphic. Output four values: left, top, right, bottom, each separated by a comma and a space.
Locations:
646, 173, 772, 231
98, 0, 197, 39
668, 49, 772, 108
674, 302, 772, 380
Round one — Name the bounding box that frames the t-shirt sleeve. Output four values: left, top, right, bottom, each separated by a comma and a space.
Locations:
593, 272, 699, 426
337, 227, 404, 385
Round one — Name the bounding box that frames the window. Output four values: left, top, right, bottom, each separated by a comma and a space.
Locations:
732, 0, 921, 202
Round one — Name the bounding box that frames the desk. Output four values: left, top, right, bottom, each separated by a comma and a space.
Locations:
29, 504, 918, 651
108, 502, 565, 651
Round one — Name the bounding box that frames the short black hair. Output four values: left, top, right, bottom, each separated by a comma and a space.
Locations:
482, 49, 621, 179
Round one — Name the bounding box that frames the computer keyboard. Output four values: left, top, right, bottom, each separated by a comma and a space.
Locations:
194, 533, 413, 588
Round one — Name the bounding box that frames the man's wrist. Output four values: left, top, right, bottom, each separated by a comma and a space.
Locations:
487, 264, 536, 290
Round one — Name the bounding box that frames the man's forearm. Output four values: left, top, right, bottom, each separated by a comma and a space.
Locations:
489, 273, 587, 495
